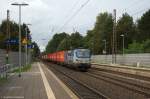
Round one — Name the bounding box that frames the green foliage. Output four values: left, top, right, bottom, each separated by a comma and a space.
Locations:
143, 39, 150, 53
0, 77, 7, 85
138, 9, 150, 41
45, 10, 150, 54
125, 40, 143, 53
46, 32, 83, 52
83, 30, 94, 50
12, 64, 32, 73
84, 12, 113, 54
116, 13, 136, 51
45, 32, 68, 53
124, 39, 150, 53
123, 9, 150, 53
57, 35, 71, 51
70, 32, 83, 49
32, 42, 40, 57
0, 20, 32, 51
0, 32, 6, 49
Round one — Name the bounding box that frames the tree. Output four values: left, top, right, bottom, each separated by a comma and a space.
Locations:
116, 13, 136, 52
32, 42, 40, 57
138, 9, 150, 41
0, 20, 19, 50
124, 40, 144, 53
0, 20, 32, 51
124, 39, 150, 53
21, 23, 31, 40
57, 35, 71, 51
143, 39, 150, 53
70, 32, 83, 49
44, 10, 150, 54
83, 30, 94, 51
90, 12, 113, 54
46, 31, 84, 52
45, 32, 68, 53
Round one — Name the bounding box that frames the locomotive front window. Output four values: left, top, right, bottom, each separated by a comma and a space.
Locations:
76, 50, 90, 58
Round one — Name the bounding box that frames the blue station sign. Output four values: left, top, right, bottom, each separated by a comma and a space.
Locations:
27, 34, 32, 40
5, 38, 19, 45
27, 44, 34, 49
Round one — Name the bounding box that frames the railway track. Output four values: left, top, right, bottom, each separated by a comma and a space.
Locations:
91, 67, 150, 87
92, 64, 150, 81
87, 69, 150, 98
45, 62, 108, 99
44, 62, 150, 99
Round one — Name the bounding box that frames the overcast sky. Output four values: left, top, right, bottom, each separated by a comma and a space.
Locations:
0, 0, 150, 51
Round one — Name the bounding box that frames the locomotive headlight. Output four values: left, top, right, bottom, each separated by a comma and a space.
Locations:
89, 58, 91, 62
76, 59, 81, 63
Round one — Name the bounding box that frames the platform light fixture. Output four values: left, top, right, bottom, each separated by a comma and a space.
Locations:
120, 34, 125, 55
11, 2, 29, 77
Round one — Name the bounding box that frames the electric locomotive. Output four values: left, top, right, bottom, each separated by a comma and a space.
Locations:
66, 49, 91, 71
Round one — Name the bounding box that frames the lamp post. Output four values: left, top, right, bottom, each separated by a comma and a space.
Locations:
25, 24, 31, 66
11, 2, 29, 77
41, 38, 46, 51
92, 41, 94, 55
102, 39, 107, 54
103, 39, 107, 64
120, 34, 125, 55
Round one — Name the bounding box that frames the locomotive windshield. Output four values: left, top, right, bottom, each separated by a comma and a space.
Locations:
76, 49, 91, 58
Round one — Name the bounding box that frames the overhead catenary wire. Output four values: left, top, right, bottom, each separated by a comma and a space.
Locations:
127, 2, 150, 14
131, 8, 150, 16
124, 0, 145, 11
55, 0, 91, 33
119, 0, 150, 20
63, 0, 80, 21
54, 0, 149, 34
52, 0, 80, 34
48, 1, 80, 36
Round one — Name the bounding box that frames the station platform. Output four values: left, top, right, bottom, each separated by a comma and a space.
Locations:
0, 62, 78, 99
92, 63, 150, 78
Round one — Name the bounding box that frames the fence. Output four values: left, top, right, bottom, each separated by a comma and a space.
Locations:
0, 49, 31, 78
92, 53, 150, 67
0, 64, 14, 78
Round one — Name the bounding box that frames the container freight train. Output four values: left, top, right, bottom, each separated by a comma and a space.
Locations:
42, 49, 91, 71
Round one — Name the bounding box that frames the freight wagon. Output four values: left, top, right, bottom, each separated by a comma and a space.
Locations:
43, 49, 91, 71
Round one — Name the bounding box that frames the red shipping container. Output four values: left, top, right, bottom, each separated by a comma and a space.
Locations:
45, 51, 65, 63
56, 51, 65, 63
